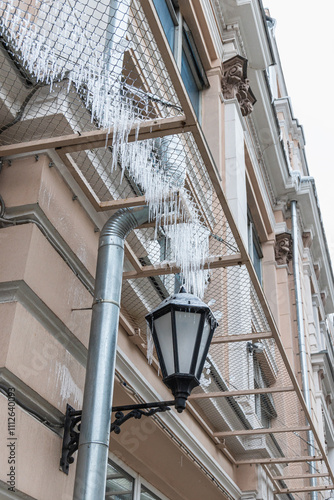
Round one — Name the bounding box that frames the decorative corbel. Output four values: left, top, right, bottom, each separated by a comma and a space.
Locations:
221, 55, 256, 116
314, 264, 320, 280
302, 231, 312, 249
274, 232, 292, 266
321, 292, 327, 307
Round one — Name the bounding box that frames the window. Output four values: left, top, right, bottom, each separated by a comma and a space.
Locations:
253, 357, 276, 428
152, 0, 178, 51
247, 209, 263, 284
181, 46, 199, 115
181, 23, 208, 117
106, 459, 167, 500
140, 485, 160, 500
153, 1, 208, 118
105, 461, 134, 499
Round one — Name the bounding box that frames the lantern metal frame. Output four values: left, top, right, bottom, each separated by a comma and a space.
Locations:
145, 286, 218, 412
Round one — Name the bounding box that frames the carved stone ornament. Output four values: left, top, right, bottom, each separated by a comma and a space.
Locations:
274, 232, 292, 265
302, 231, 312, 249
321, 292, 327, 307
221, 55, 256, 116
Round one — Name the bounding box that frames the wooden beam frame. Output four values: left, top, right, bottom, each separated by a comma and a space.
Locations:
213, 426, 310, 438
124, 242, 143, 273
272, 473, 330, 481
99, 196, 147, 211
274, 485, 334, 495
235, 456, 323, 465
122, 253, 243, 279
211, 332, 273, 344
0, 115, 189, 157
188, 386, 295, 400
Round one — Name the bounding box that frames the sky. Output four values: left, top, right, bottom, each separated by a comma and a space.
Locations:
263, 1, 334, 263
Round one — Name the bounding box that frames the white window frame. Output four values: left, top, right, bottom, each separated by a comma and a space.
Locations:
108, 453, 170, 500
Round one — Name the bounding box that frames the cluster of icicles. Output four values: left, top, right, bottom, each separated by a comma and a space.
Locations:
0, 0, 213, 298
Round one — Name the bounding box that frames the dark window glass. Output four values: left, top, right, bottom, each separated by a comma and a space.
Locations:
140, 485, 160, 500
152, 0, 175, 51
252, 241, 262, 283
247, 210, 262, 284
105, 461, 134, 500
181, 47, 200, 116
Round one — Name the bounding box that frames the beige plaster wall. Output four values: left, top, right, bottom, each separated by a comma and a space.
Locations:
0, 393, 75, 500
1, 302, 85, 413
0, 154, 99, 276
0, 223, 92, 347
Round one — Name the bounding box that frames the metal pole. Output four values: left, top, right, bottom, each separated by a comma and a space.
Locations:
73, 207, 149, 500
105, 0, 130, 76
291, 200, 317, 499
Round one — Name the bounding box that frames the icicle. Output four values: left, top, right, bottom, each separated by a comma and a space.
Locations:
208, 299, 216, 307
166, 215, 210, 298
199, 360, 212, 388
212, 311, 223, 321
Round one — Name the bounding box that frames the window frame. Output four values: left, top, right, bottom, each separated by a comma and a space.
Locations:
247, 208, 263, 284
107, 457, 170, 500
152, 0, 208, 119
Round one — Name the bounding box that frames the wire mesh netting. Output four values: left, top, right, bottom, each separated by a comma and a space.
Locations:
267, 461, 334, 499
0, 0, 182, 144
63, 129, 239, 297
0, 0, 332, 496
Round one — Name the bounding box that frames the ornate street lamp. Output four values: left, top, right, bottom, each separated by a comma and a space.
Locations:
145, 286, 218, 412
60, 286, 217, 473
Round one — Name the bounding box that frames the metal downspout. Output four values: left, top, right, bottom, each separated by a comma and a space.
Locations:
73, 206, 149, 500
291, 200, 317, 498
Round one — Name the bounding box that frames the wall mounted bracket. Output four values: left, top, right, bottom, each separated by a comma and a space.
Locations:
60, 400, 174, 474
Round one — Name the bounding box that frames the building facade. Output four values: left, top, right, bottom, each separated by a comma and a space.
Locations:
1, 0, 334, 499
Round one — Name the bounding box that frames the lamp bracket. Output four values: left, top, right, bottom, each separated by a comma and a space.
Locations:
60, 400, 174, 474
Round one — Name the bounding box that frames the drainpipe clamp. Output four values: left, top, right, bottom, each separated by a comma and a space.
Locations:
92, 298, 120, 307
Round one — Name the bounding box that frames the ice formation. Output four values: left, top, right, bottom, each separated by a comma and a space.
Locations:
199, 360, 212, 388
0, 0, 212, 303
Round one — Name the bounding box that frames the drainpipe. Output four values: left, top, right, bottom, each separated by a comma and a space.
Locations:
73, 206, 149, 500
105, 0, 130, 76
291, 200, 317, 498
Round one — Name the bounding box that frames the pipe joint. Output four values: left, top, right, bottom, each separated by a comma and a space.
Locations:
101, 207, 149, 240
92, 298, 120, 308
99, 235, 124, 249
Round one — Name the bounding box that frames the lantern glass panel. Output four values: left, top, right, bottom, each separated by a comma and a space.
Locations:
195, 318, 211, 378
174, 311, 201, 373
153, 312, 174, 376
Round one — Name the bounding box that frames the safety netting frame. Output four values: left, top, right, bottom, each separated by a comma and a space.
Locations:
0, 0, 333, 497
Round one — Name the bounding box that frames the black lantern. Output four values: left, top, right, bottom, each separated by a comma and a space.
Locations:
145, 287, 218, 413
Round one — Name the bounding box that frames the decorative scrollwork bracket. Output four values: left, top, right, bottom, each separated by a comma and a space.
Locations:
60, 400, 174, 474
